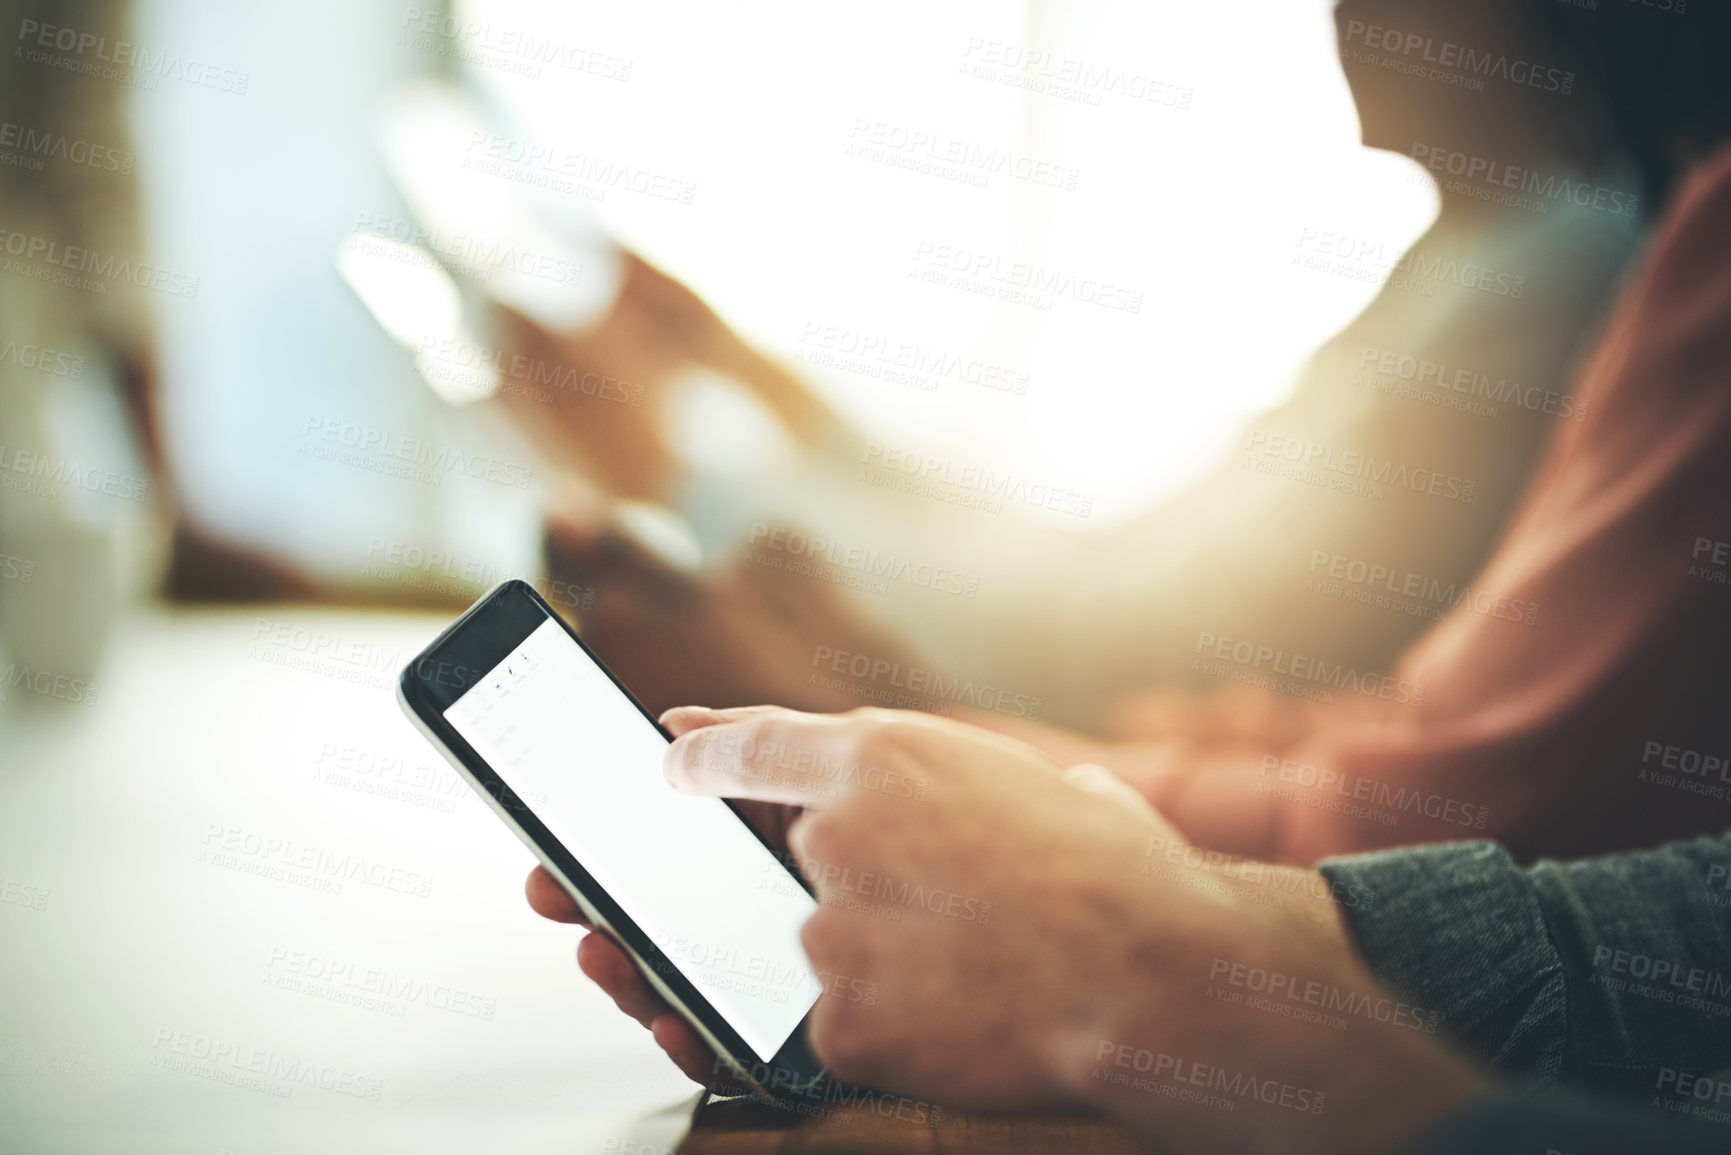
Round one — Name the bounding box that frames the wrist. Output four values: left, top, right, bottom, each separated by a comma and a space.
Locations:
1228, 871, 1492, 1153
1050, 861, 1491, 1154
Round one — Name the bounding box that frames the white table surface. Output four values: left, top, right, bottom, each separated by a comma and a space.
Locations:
0, 607, 701, 1155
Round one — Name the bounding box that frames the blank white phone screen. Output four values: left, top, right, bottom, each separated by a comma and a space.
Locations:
444, 617, 821, 1060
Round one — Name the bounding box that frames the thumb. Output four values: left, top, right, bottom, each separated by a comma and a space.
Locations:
1062, 762, 1159, 818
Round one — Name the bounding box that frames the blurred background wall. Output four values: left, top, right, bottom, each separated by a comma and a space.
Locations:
127, 0, 1430, 593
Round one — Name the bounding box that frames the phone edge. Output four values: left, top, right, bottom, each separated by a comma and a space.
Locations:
391, 595, 822, 1104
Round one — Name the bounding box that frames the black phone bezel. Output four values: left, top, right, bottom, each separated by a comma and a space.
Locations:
397, 579, 827, 1097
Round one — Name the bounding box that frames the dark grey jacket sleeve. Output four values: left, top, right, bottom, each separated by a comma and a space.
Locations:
1320, 834, 1731, 1153
1408, 1088, 1730, 1155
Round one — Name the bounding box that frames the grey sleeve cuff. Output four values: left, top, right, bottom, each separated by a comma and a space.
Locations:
1409, 1089, 1726, 1155
1319, 841, 1570, 1079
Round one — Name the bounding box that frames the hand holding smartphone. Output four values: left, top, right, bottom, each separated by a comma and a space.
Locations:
397, 580, 827, 1098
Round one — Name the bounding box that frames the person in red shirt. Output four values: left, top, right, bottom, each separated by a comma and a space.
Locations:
988, 142, 1731, 864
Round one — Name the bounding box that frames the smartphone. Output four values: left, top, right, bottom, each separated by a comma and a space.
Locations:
396, 579, 827, 1099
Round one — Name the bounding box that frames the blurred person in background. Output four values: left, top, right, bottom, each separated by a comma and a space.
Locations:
0, 0, 328, 680
19, 0, 1725, 871
997, 136, 1731, 865
45, 0, 1700, 701
490, 0, 1731, 864
523, 0, 1662, 724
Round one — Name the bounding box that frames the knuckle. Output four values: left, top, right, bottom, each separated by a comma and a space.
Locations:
676, 726, 723, 770
849, 706, 908, 735
842, 706, 907, 747
807, 999, 876, 1080
798, 907, 848, 965
789, 809, 832, 862
804, 996, 846, 1069
854, 716, 933, 783
846, 710, 909, 756
747, 717, 797, 771
746, 714, 784, 747
793, 804, 871, 874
